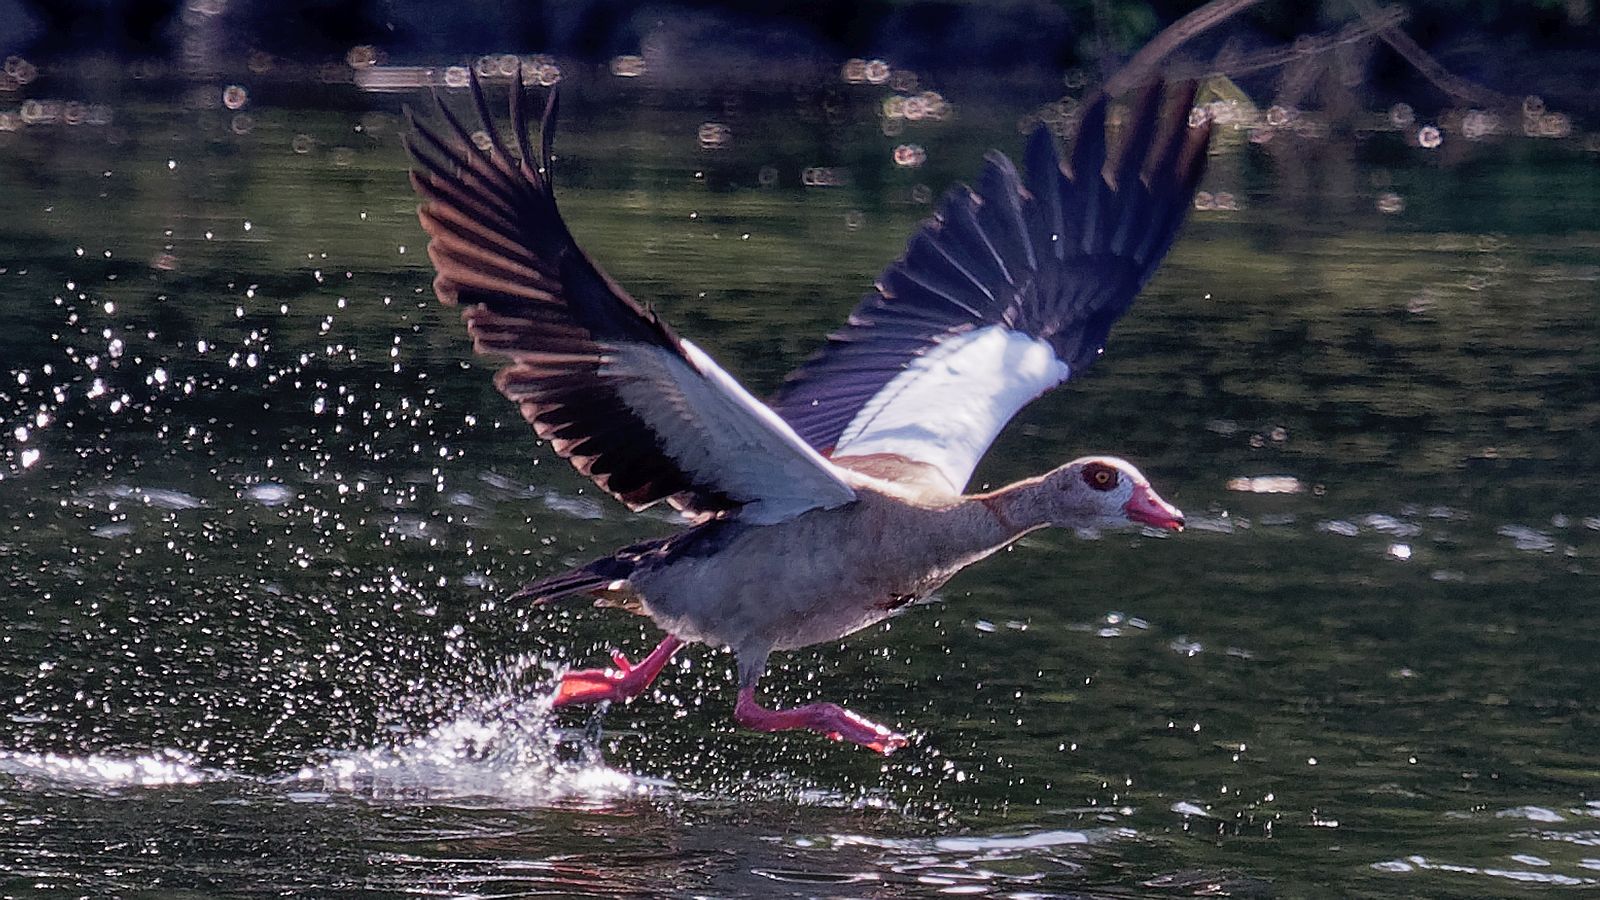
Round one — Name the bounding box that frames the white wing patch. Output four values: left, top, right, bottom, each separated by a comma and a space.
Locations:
832, 325, 1071, 492
603, 340, 857, 524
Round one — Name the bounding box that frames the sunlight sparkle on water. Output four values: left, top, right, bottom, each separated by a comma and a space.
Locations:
0, 748, 218, 787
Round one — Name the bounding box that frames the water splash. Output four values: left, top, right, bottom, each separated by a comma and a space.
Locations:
285, 668, 664, 807
1, 656, 660, 810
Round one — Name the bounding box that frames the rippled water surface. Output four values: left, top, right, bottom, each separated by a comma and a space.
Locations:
2, 66, 1599, 897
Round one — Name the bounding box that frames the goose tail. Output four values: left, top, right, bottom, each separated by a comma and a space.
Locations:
506, 536, 665, 605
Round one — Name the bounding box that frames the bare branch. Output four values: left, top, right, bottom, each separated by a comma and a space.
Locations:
1107, 0, 1265, 96
1347, 0, 1510, 107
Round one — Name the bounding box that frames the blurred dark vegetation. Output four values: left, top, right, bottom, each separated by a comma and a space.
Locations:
2, 1, 1598, 114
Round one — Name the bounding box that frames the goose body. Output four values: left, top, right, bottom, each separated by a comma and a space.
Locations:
405, 71, 1209, 753
631, 480, 1004, 654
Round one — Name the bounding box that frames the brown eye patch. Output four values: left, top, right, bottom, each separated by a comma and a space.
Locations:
1082, 462, 1120, 492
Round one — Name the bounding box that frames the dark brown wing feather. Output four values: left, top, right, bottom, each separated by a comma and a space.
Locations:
406, 71, 857, 522
405, 72, 735, 515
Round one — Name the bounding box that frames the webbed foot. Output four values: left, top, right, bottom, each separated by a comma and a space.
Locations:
552, 636, 682, 708
733, 686, 909, 754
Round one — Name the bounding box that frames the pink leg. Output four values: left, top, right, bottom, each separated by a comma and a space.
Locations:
734, 685, 908, 755
552, 636, 683, 708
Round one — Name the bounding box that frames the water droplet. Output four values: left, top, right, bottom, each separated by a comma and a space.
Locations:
608, 55, 646, 78
697, 122, 731, 150
892, 143, 926, 167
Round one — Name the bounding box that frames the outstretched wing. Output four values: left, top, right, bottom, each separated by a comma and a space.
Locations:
768, 82, 1211, 493
406, 72, 855, 524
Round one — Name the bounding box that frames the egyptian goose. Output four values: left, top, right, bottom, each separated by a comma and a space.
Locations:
404, 72, 1210, 754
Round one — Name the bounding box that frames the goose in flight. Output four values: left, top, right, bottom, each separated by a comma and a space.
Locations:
404, 71, 1210, 754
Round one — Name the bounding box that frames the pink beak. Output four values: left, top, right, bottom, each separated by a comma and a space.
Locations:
1124, 482, 1185, 532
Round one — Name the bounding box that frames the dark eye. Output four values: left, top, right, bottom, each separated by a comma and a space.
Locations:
1082, 463, 1119, 492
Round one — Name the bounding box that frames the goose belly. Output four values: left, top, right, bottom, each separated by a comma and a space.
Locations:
632, 505, 956, 652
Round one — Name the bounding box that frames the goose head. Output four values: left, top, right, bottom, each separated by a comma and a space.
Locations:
1038, 456, 1185, 532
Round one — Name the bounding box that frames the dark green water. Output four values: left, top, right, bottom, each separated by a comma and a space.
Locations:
2, 64, 1599, 897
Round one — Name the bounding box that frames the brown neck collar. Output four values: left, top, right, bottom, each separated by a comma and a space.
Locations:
979, 494, 1025, 535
